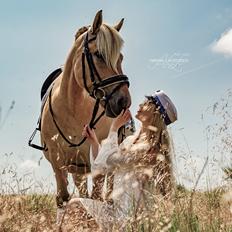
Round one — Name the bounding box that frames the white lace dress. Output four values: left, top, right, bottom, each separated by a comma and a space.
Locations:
78, 131, 151, 231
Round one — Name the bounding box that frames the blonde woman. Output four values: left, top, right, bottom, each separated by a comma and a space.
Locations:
78, 90, 177, 231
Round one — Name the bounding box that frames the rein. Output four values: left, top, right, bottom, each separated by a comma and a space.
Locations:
29, 32, 130, 150
48, 86, 105, 147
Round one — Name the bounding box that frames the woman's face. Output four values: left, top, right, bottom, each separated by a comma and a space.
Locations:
135, 100, 154, 123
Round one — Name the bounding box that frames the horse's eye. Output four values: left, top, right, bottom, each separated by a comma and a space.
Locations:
94, 51, 104, 60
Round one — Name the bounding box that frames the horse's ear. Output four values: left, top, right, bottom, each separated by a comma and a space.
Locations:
114, 18, 124, 32
75, 26, 89, 40
91, 10, 103, 35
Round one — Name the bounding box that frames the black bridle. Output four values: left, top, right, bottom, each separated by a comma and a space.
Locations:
48, 33, 130, 148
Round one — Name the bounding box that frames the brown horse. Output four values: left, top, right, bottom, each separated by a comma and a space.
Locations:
39, 10, 131, 207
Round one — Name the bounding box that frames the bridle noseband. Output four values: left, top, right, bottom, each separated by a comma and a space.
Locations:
49, 32, 130, 147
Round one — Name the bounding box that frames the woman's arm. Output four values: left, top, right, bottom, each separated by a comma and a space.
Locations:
92, 110, 132, 172
92, 130, 119, 172
93, 131, 142, 171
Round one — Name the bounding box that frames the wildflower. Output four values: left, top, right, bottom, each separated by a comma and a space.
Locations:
157, 154, 165, 162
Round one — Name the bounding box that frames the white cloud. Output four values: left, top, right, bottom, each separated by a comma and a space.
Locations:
20, 160, 39, 170
211, 28, 232, 56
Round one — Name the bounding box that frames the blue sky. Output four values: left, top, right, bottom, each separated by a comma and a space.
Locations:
1, 0, 232, 191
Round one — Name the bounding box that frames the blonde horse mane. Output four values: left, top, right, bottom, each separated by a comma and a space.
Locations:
74, 23, 123, 73
96, 24, 124, 72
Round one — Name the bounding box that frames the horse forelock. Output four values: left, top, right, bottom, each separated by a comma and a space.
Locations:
96, 24, 124, 72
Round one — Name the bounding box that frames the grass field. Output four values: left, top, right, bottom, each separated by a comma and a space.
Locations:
0, 186, 231, 232
0, 91, 231, 231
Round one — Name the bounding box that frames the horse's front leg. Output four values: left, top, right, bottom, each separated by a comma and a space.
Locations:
72, 173, 106, 200
53, 167, 70, 206
52, 167, 70, 227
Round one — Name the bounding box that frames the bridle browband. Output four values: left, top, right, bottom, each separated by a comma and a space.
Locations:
48, 32, 130, 148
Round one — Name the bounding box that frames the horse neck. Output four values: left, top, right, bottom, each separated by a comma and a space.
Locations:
58, 47, 98, 118
58, 48, 84, 112
58, 45, 113, 129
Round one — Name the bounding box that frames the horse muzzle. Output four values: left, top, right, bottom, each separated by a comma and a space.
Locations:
105, 89, 131, 118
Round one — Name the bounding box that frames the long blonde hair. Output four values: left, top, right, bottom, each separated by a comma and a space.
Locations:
136, 100, 170, 157
135, 100, 173, 195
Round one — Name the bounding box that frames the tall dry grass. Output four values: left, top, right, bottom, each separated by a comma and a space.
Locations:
0, 90, 232, 231
0, 185, 231, 231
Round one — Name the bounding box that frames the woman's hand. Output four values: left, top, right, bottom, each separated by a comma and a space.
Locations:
82, 125, 99, 146
110, 109, 131, 133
